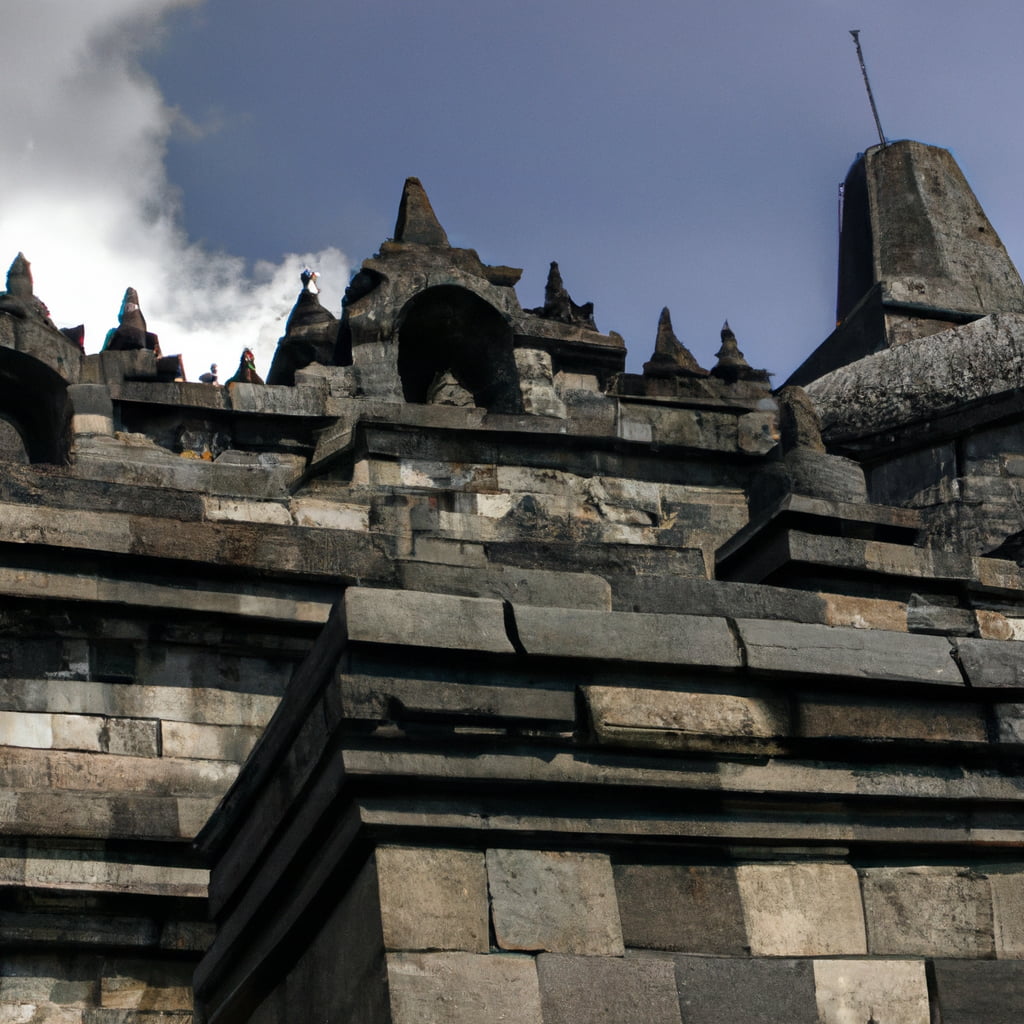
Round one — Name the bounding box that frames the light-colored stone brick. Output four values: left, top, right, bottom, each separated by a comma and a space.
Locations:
861, 866, 994, 957
487, 849, 623, 955
585, 686, 787, 751
388, 951, 542, 1024
377, 846, 489, 953
990, 872, 1024, 958
813, 959, 929, 1024
737, 862, 867, 956
160, 720, 261, 762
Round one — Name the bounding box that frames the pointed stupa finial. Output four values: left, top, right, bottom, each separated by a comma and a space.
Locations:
103, 287, 159, 354
711, 320, 771, 385
643, 307, 707, 377
393, 177, 450, 246
6, 253, 33, 299
528, 261, 597, 329
714, 320, 750, 371
0, 253, 56, 325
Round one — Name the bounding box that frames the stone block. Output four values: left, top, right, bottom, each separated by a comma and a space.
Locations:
907, 594, 979, 635
0, 954, 99, 1006
344, 587, 514, 654
674, 956, 819, 1024
160, 721, 261, 762
0, 677, 280, 729
514, 606, 739, 667
955, 638, 1024, 688
585, 686, 787, 752
613, 864, 747, 953
612, 576, 826, 621
736, 863, 867, 956
387, 951, 542, 1024
376, 846, 489, 952
536, 953, 682, 1024
0, 710, 53, 748
812, 960, 929, 1024
861, 866, 994, 957
487, 849, 623, 955
398, 561, 611, 610
931, 960, 1024, 1024
339, 672, 575, 725
411, 536, 488, 566
289, 497, 369, 532
99, 960, 193, 1010
18, 844, 207, 897
995, 704, 1024, 744
991, 872, 1024, 958
737, 619, 963, 685
822, 593, 908, 631
977, 610, 1015, 640
797, 697, 987, 744
203, 497, 292, 525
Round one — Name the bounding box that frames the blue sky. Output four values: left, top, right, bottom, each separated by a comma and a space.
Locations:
4, 1, 1024, 382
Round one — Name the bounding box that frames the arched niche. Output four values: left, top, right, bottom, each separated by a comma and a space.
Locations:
397, 286, 521, 413
0, 348, 69, 463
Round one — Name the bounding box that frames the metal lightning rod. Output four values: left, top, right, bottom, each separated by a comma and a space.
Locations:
849, 30, 887, 148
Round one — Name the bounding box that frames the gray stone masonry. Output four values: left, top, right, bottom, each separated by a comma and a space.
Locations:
5, 149, 1024, 1023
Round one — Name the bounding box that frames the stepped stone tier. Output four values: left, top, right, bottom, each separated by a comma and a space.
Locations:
2, 143, 1024, 1022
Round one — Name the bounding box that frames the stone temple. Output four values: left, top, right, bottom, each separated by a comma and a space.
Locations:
2, 139, 1024, 1022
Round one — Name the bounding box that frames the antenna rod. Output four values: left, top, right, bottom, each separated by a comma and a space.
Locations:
849, 30, 887, 148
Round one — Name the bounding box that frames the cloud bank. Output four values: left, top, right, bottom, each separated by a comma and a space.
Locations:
0, 0, 348, 379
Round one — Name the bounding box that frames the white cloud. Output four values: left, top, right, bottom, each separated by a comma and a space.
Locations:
0, 1, 348, 380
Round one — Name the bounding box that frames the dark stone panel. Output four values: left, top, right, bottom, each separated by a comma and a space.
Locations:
613, 863, 747, 954
536, 953, 682, 1024
932, 960, 1024, 1024
673, 956, 819, 1024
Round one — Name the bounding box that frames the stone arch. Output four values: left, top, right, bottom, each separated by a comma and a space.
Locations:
396, 286, 521, 413
0, 348, 70, 463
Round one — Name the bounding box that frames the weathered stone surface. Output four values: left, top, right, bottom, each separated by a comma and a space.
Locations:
536, 953, 682, 1024
990, 872, 1024, 958
674, 955, 819, 1024
862, 866, 994, 957
388, 952, 542, 1024
344, 587, 514, 653
614, 864, 746, 953
99, 959, 193, 1010
738, 618, 963, 685
241, 857, 390, 1024
798, 697, 987, 744
487, 849, 623, 955
931, 960, 1024, 1024
399, 561, 611, 610
160, 721, 261, 762
955, 637, 1024, 687
585, 686, 787, 752
736, 863, 867, 956
822, 592, 908, 631
812, 959, 929, 1024
514, 606, 739, 667
0, 678, 280, 728
376, 846, 489, 952
339, 672, 575, 725
806, 313, 1024, 443
0, 842, 206, 897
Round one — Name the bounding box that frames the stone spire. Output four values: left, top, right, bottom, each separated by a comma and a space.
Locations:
103, 287, 160, 353
6, 253, 32, 300
0, 253, 54, 324
267, 269, 340, 385
393, 177, 450, 247
711, 321, 770, 384
642, 307, 707, 377
528, 262, 597, 330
